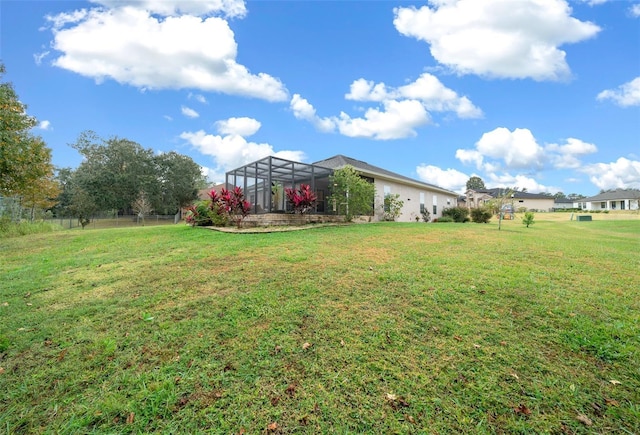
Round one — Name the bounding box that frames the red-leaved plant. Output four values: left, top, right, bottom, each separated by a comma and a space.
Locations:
285, 184, 317, 214
217, 186, 251, 228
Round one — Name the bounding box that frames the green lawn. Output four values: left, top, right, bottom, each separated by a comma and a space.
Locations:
1, 217, 639, 433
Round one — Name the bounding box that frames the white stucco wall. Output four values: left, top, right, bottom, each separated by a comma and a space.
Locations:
372, 178, 457, 222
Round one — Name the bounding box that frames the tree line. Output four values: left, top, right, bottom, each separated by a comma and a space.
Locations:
1, 64, 205, 226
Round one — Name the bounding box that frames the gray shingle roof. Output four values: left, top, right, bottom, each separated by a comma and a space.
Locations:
473, 188, 553, 200
313, 155, 457, 195
583, 189, 640, 202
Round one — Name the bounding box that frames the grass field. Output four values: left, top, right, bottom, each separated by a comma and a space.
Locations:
1, 215, 639, 433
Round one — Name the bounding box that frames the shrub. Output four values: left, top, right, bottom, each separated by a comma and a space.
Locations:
435, 216, 454, 223
522, 211, 535, 228
421, 209, 431, 222
185, 201, 214, 227
208, 187, 251, 229
470, 207, 492, 223
285, 184, 317, 214
442, 206, 470, 223
382, 194, 404, 221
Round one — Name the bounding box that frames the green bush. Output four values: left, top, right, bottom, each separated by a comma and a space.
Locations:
470, 207, 492, 223
442, 206, 470, 223
435, 216, 454, 223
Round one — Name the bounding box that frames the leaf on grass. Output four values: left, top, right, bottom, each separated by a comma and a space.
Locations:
2, 302, 8, 307
270, 396, 280, 406
405, 414, 415, 424
57, 349, 68, 362
473, 344, 481, 348
340, 339, 345, 347
609, 379, 621, 385
510, 373, 519, 380
26, 303, 33, 306
576, 414, 592, 426
453, 335, 462, 341
604, 398, 619, 407
500, 341, 507, 346
274, 345, 282, 354
0, 367, 5, 374
24, 292, 31, 298
302, 342, 312, 350
126, 412, 135, 424
385, 393, 409, 410
514, 404, 531, 416
285, 384, 296, 396
267, 422, 278, 431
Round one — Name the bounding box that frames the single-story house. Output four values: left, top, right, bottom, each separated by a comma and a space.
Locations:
578, 189, 640, 211
224, 154, 459, 222
553, 197, 577, 210
465, 188, 555, 212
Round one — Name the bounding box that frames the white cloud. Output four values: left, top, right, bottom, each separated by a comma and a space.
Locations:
416, 165, 469, 192
631, 4, 640, 17
33, 51, 50, 66
394, 0, 600, 81
164, 115, 173, 121
200, 165, 225, 184
546, 137, 597, 168
597, 77, 640, 107
89, 0, 247, 18
181, 106, 199, 118
46, 5, 288, 101
37, 120, 52, 130
291, 72, 480, 140
580, 157, 640, 190
215, 117, 261, 136
345, 73, 482, 118
335, 99, 430, 140
455, 149, 484, 168
181, 119, 306, 176
471, 127, 546, 170
188, 92, 208, 104
290, 94, 336, 133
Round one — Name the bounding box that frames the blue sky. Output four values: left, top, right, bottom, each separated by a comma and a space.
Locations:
2, 0, 639, 196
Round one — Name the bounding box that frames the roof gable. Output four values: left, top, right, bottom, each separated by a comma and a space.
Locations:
313, 154, 457, 195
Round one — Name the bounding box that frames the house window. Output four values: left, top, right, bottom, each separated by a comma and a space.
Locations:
433, 205, 437, 215
601, 202, 606, 209
621, 201, 625, 210
383, 185, 391, 212
419, 192, 425, 213
432, 195, 437, 216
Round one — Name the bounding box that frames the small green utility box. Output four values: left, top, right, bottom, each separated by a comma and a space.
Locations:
577, 215, 592, 221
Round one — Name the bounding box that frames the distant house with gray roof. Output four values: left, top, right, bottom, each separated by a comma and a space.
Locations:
465, 188, 555, 212
579, 189, 640, 211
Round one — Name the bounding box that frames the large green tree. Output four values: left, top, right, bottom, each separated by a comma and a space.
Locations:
154, 151, 203, 214
466, 176, 486, 191
0, 64, 55, 199
70, 131, 201, 215
329, 165, 375, 221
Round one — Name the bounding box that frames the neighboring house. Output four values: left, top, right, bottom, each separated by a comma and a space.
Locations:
579, 189, 640, 211
224, 154, 459, 221
465, 188, 555, 212
553, 197, 577, 210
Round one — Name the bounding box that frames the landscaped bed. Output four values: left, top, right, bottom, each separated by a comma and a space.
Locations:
1, 217, 638, 433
